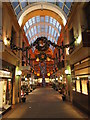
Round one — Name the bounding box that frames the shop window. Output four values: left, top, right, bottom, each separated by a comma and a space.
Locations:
76, 80, 80, 93
84, 2, 90, 30
81, 80, 88, 95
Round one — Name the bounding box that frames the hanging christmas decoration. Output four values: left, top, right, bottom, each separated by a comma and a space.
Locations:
10, 36, 76, 52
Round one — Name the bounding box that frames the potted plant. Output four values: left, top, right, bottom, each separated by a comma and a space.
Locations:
21, 85, 26, 102
22, 95, 26, 102
62, 94, 66, 101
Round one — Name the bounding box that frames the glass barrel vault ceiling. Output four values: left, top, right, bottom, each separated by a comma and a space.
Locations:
11, 0, 73, 17
11, 0, 73, 51
24, 16, 61, 45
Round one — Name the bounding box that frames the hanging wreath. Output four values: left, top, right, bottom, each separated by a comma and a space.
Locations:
36, 37, 50, 51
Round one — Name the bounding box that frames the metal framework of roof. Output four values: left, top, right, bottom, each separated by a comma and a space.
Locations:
10, 0, 73, 51
11, 0, 73, 17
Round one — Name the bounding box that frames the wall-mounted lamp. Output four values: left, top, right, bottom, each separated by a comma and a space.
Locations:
65, 69, 70, 75
77, 76, 79, 80
76, 35, 82, 44
16, 70, 22, 76
4, 37, 10, 46
25, 77, 27, 81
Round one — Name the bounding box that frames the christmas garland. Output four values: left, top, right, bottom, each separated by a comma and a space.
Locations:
10, 36, 76, 52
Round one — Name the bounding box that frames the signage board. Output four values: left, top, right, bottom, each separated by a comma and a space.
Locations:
0, 70, 12, 78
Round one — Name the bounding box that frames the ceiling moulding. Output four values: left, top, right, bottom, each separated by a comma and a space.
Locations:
17, 2, 67, 27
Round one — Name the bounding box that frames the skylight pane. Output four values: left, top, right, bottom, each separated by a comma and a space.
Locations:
53, 19, 56, 26
45, 25, 48, 33
15, 6, 21, 15
56, 21, 59, 29
29, 19, 32, 26
51, 28, 54, 36
38, 25, 40, 33
24, 25, 27, 32
31, 28, 34, 36
41, 16, 44, 22
50, 17, 53, 24
34, 26, 37, 34
64, 6, 69, 15
29, 31, 31, 38
52, 39, 54, 43
27, 34, 30, 41
41, 25, 44, 32
32, 17, 35, 24
48, 36, 50, 40
21, 2, 27, 8
12, 2, 19, 9
26, 22, 29, 29
65, 2, 71, 9
36, 16, 40, 23
58, 25, 61, 33
45, 16, 49, 23
54, 30, 57, 38
50, 37, 52, 42
56, 2, 63, 9
49, 26, 51, 34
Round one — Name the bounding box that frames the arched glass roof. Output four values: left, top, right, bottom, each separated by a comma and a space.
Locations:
11, 0, 73, 17
24, 15, 61, 45
10, 0, 73, 52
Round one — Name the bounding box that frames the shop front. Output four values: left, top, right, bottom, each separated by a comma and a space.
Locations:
72, 76, 89, 114
0, 70, 12, 115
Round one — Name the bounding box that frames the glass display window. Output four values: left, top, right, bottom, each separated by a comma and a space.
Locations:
3, 81, 7, 106
81, 80, 88, 95
0, 78, 12, 110
76, 80, 81, 93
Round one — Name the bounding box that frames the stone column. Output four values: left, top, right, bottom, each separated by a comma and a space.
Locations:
65, 62, 72, 102
0, 81, 3, 109
12, 67, 16, 105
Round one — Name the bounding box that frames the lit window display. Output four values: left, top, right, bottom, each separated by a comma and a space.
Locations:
76, 80, 80, 93
81, 80, 88, 95
0, 79, 12, 111
0, 70, 12, 114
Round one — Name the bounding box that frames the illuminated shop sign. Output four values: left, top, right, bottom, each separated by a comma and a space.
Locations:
0, 70, 12, 78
